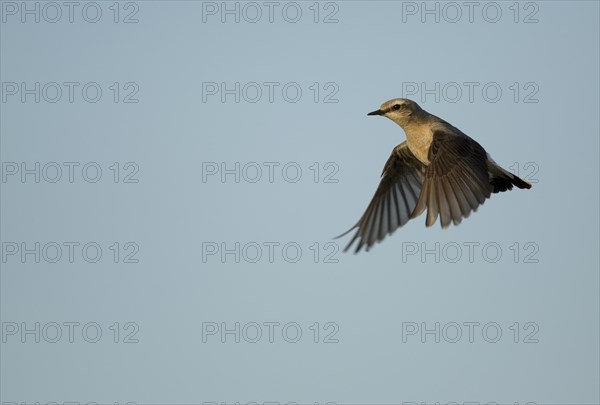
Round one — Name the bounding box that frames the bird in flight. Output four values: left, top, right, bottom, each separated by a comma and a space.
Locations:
337, 98, 531, 253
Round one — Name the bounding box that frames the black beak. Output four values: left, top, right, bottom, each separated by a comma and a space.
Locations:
367, 109, 383, 116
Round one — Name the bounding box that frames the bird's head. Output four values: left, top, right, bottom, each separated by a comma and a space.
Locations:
368, 98, 422, 127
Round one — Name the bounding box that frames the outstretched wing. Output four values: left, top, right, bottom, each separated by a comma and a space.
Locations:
411, 130, 493, 228
338, 142, 426, 253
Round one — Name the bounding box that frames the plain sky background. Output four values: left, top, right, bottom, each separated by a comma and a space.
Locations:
1, 0, 599, 403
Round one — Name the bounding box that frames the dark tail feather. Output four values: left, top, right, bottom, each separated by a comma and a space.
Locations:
491, 173, 532, 193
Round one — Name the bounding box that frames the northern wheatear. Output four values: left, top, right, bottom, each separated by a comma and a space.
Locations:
338, 98, 531, 253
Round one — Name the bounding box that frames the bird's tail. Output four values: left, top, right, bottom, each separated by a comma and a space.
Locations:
488, 160, 532, 193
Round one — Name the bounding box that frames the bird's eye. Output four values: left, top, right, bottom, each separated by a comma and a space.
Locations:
393, 104, 401, 110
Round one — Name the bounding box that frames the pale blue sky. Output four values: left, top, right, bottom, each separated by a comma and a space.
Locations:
1, 1, 599, 403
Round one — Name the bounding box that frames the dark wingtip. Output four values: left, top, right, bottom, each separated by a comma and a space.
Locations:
333, 225, 362, 254
333, 224, 357, 240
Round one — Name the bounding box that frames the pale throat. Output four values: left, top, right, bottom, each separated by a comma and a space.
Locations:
401, 122, 433, 165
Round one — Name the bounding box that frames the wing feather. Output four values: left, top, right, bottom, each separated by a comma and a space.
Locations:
412, 130, 493, 228
337, 142, 426, 253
